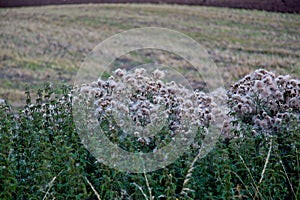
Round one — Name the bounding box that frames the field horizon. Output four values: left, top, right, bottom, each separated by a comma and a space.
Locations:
1, 0, 300, 13
1, 3, 300, 110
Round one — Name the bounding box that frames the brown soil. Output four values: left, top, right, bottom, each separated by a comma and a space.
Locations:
0, 0, 299, 13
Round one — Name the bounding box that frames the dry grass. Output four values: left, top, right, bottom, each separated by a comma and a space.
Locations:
1, 4, 299, 109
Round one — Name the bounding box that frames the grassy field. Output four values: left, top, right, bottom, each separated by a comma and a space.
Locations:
1, 4, 300, 109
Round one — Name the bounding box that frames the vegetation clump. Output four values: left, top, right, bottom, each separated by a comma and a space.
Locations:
0, 69, 299, 199
226, 69, 300, 137
74, 68, 226, 154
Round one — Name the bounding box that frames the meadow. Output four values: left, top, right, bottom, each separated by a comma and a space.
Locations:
1, 4, 300, 108
0, 4, 300, 199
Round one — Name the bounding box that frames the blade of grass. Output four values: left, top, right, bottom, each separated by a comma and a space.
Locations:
84, 176, 101, 200
144, 167, 154, 200
42, 170, 63, 200
131, 182, 149, 200
280, 160, 296, 199
259, 139, 272, 184
238, 154, 262, 199
42, 176, 57, 200
226, 169, 254, 199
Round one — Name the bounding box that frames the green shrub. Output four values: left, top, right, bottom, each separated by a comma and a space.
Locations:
0, 70, 299, 199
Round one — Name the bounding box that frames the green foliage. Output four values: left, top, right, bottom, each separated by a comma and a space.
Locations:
0, 83, 299, 199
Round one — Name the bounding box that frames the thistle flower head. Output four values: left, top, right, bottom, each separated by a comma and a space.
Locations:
227, 69, 299, 137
